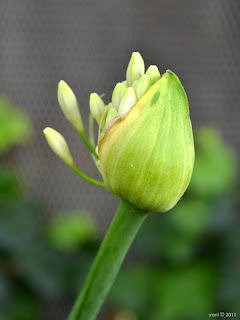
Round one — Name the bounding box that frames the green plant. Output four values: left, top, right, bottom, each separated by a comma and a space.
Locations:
44, 52, 195, 320
0, 97, 32, 154
0, 98, 238, 319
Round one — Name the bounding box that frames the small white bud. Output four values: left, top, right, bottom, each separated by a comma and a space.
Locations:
89, 93, 105, 125
112, 82, 127, 111
99, 102, 113, 131
43, 127, 73, 166
132, 80, 137, 89
134, 74, 151, 100
105, 108, 117, 127
145, 65, 161, 85
118, 87, 137, 114
121, 80, 128, 88
126, 52, 145, 86
57, 81, 84, 132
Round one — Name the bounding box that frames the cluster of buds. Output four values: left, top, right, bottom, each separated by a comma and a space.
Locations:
44, 52, 195, 213
90, 53, 161, 142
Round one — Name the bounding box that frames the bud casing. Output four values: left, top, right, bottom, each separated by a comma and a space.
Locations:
99, 70, 195, 213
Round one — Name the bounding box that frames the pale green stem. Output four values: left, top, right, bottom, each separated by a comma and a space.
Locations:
71, 164, 105, 188
67, 199, 148, 320
79, 130, 99, 160
88, 114, 101, 172
88, 113, 95, 147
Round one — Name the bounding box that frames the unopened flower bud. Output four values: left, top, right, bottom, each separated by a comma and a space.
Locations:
43, 127, 73, 166
99, 103, 113, 131
132, 80, 137, 89
99, 70, 195, 213
112, 82, 127, 111
106, 108, 117, 126
126, 52, 145, 86
118, 87, 137, 114
134, 74, 151, 100
89, 93, 105, 125
121, 80, 128, 88
57, 81, 84, 132
145, 65, 161, 84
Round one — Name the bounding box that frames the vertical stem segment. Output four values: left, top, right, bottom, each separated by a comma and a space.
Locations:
67, 199, 148, 320
79, 130, 99, 160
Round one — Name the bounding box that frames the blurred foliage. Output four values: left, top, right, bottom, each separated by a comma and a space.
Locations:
190, 127, 237, 199
0, 120, 239, 320
46, 212, 97, 252
0, 97, 32, 154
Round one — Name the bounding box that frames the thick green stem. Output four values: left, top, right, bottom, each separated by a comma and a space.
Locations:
67, 199, 148, 320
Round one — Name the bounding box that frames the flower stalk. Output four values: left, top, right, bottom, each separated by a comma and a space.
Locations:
67, 200, 148, 320
43, 51, 195, 320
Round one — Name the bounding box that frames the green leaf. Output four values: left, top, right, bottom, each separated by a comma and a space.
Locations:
190, 127, 237, 200
0, 200, 41, 253
46, 211, 98, 252
169, 199, 210, 238
0, 285, 40, 320
108, 267, 153, 316
0, 96, 32, 154
16, 243, 97, 298
150, 264, 216, 320
0, 167, 23, 206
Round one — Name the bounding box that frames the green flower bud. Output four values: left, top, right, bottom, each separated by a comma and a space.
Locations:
106, 107, 117, 126
43, 127, 73, 166
112, 82, 127, 111
89, 93, 105, 125
57, 80, 84, 132
132, 80, 137, 89
145, 65, 161, 84
98, 70, 195, 213
134, 74, 151, 100
121, 80, 128, 88
118, 87, 137, 114
99, 102, 113, 131
126, 52, 145, 86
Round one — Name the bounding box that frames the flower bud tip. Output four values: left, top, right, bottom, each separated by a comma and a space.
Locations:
145, 65, 161, 84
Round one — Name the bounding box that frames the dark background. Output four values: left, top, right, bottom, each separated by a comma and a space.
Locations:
0, 1, 239, 319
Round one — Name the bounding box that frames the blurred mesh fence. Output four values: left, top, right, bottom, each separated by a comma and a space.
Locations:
0, 1, 239, 319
